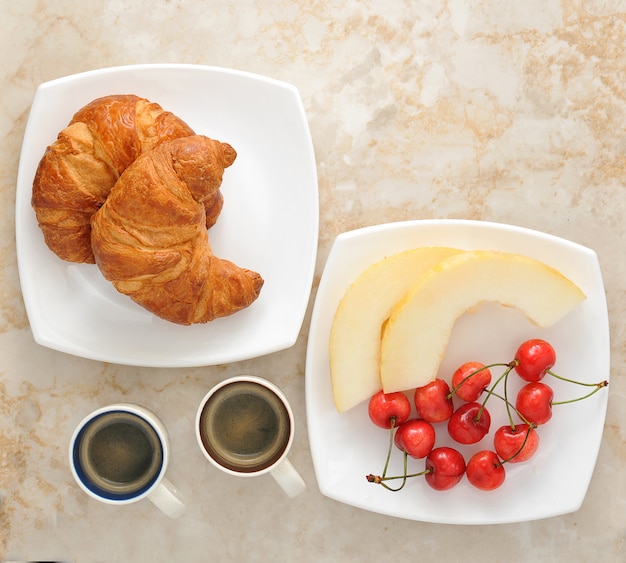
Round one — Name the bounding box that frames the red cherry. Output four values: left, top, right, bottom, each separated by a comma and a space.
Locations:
515, 382, 554, 425
493, 424, 539, 463
447, 402, 491, 445
394, 419, 436, 459
368, 390, 411, 429
451, 361, 492, 402
424, 447, 466, 491
514, 339, 556, 382
466, 450, 506, 491
414, 379, 454, 423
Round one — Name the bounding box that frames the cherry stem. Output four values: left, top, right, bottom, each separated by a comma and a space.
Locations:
381, 416, 397, 480
366, 465, 431, 490
377, 452, 410, 491
547, 370, 608, 388
371, 419, 410, 491
486, 390, 535, 428
477, 361, 517, 422
551, 380, 608, 406
502, 364, 515, 429
447, 362, 511, 399
367, 418, 430, 491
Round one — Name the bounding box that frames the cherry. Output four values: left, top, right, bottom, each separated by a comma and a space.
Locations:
493, 423, 539, 463
368, 390, 411, 429
515, 382, 554, 425
424, 447, 466, 491
514, 339, 556, 382
451, 361, 492, 402
394, 419, 436, 459
414, 378, 454, 423
366, 338, 608, 496
366, 390, 413, 491
466, 450, 506, 491
447, 402, 491, 445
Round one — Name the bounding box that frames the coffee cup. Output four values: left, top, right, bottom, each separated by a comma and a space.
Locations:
69, 403, 185, 518
195, 375, 306, 498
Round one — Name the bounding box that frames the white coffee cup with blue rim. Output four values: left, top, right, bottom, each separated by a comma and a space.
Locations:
69, 403, 185, 518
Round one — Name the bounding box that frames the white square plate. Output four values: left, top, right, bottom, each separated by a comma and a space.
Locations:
306, 220, 609, 524
16, 64, 318, 367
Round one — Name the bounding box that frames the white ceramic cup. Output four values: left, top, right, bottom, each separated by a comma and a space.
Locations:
195, 375, 306, 498
69, 403, 185, 518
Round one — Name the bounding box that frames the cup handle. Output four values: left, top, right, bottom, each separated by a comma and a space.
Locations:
147, 476, 186, 518
270, 458, 306, 498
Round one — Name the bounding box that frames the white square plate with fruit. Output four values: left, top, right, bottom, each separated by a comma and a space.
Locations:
305, 219, 609, 524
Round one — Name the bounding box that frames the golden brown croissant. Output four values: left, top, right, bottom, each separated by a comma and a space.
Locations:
31, 94, 211, 263
90, 135, 263, 325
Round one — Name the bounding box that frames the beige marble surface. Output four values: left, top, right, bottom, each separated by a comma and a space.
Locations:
1, 1, 625, 561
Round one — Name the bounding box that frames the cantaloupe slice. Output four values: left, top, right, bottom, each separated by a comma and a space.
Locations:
329, 247, 462, 412
380, 250, 586, 394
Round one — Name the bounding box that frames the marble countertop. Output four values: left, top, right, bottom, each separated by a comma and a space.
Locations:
2, 2, 625, 561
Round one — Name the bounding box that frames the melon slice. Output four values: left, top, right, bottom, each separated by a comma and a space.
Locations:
380, 250, 586, 394
329, 247, 461, 412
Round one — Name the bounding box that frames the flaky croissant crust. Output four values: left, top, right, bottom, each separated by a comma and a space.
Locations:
91, 135, 263, 325
31, 94, 201, 263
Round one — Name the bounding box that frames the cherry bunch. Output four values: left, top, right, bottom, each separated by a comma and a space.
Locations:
366, 338, 608, 493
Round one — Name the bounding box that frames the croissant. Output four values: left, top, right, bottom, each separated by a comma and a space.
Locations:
30, 94, 220, 263
90, 135, 263, 325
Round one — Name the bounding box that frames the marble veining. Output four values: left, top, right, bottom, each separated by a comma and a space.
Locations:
1, 1, 625, 561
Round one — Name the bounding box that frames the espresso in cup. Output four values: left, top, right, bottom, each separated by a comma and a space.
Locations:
70, 404, 185, 517
196, 376, 306, 497
198, 380, 291, 473
72, 410, 163, 498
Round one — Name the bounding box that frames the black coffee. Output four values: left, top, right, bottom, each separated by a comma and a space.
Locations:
199, 381, 290, 473
76, 411, 163, 497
